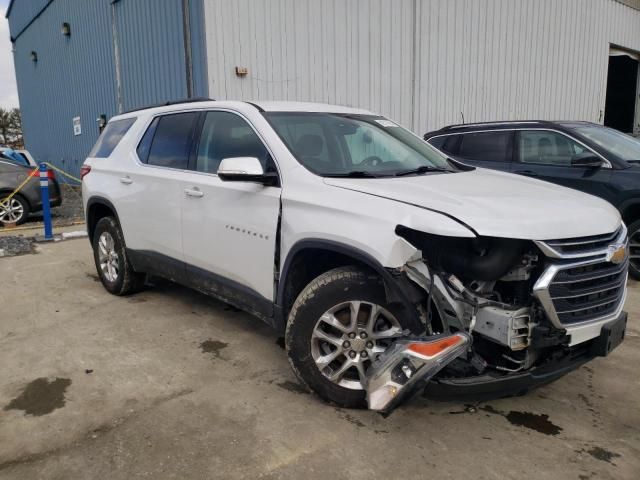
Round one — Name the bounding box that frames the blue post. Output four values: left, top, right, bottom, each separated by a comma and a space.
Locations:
39, 163, 53, 240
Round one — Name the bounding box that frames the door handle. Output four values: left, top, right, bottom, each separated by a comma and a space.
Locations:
120, 176, 133, 185
513, 170, 539, 177
184, 188, 204, 198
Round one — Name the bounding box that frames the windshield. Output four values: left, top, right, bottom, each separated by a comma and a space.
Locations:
264, 112, 456, 176
573, 125, 640, 162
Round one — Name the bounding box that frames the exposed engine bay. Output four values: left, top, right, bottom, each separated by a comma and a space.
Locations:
364, 225, 628, 412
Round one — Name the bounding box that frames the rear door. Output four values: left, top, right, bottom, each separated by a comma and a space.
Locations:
179, 110, 282, 317
512, 129, 614, 202
116, 111, 200, 270
429, 131, 514, 172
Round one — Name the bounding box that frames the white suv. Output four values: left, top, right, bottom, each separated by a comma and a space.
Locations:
82, 100, 628, 411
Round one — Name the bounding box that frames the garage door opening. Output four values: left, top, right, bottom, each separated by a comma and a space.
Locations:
604, 48, 639, 134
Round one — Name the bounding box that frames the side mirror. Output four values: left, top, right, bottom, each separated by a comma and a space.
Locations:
217, 157, 278, 186
571, 152, 603, 168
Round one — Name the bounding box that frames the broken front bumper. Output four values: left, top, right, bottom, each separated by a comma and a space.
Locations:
424, 311, 627, 402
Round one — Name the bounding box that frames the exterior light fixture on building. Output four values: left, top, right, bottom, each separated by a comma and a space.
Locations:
235, 66, 248, 77
62, 22, 71, 36
30, 51, 37, 62
96, 114, 107, 133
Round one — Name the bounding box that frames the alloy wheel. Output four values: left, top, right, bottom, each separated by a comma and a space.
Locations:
98, 231, 120, 282
311, 300, 404, 390
0, 198, 25, 224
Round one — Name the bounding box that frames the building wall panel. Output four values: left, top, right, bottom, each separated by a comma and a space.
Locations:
9, 0, 208, 176
11, 0, 118, 177
113, 0, 188, 111
203, 0, 417, 128
204, 0, 640, 134
5, 0, 51, 40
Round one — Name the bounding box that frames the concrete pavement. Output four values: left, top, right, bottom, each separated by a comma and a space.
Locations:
1, 239, 639, 479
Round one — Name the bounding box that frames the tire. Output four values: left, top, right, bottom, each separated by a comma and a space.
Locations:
0, 194, 30, 225
92, 216, 145, 295
627, 219, 640, 280
285, 266, 423, 408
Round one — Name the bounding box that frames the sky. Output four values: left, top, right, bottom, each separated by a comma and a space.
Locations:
0, 0, 19, 109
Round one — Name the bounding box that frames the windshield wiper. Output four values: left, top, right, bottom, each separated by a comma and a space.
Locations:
324, 171, 383, 178
394, 165, 452, 176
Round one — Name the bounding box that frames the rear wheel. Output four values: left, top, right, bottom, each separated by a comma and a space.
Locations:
285, 266, 423, 408
628, 219, 640, 280
92, 216, 145, 295
0, 195, 29, 225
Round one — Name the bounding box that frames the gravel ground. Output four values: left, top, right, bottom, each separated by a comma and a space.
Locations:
32, 184, 84, 226
0, 236, 35, 257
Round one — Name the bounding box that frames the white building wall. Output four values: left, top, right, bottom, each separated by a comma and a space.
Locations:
203, 0, 640, 134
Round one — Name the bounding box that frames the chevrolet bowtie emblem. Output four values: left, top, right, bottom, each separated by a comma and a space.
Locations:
606, 243, 627, 264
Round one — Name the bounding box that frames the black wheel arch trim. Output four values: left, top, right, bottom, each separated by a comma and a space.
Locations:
276, 239, 425, 320
86, 196, 122, 243
618, 199, 640, 223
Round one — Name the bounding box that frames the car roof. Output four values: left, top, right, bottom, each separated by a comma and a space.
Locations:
251, 101, 373, 114
113, 99, 374, 121
425, 120, 601, 136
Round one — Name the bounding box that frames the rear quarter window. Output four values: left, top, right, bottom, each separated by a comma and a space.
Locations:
89, 118, 136, 158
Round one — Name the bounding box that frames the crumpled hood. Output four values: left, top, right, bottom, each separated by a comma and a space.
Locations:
324, 168, 621, 240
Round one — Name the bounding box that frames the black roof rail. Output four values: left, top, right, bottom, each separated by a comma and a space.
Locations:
122, 97, 214, 114
439, 120, 558, 131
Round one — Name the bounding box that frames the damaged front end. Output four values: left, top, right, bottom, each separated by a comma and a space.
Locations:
364, 225, 628, 411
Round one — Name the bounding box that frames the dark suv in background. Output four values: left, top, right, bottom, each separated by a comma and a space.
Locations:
424, 121, 640, 278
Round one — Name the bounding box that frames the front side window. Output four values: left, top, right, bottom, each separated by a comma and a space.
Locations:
89, 117, 136, 158
457, 131, 512, 162
573, 125, 640, 162
264, 113, 454, 176
196, 111, 272, 174
146, 112, 199, 169
518, 130, 587, 166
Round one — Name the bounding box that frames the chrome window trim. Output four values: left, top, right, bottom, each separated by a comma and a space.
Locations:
426, 128, 612, 168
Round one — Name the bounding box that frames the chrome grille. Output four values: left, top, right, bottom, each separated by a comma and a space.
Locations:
533, 225, 628, 328
539, 226, 623, 258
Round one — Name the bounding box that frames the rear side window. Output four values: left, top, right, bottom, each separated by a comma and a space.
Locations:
136, 117, 159, 163
457, 131, 512, 162
146, 113, 199, 169
89, 118, 136, 158
428, 135, 461, 155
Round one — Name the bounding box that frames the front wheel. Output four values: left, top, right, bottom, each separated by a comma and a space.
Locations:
628, 219, 640, 280
285, 266, 423, 408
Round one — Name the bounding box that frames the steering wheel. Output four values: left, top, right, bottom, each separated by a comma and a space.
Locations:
360, 155, 384, 167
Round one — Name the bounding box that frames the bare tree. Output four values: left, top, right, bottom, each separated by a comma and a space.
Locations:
0, 108, 24, 148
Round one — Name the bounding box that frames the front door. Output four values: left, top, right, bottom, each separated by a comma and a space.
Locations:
512, 130, 614, 203
180, 110, 281, 317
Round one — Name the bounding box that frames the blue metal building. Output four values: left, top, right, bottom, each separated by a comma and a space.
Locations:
5, 0, 208, 177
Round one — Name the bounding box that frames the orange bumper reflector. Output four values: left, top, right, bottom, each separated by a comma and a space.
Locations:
407, 336, 464, 358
